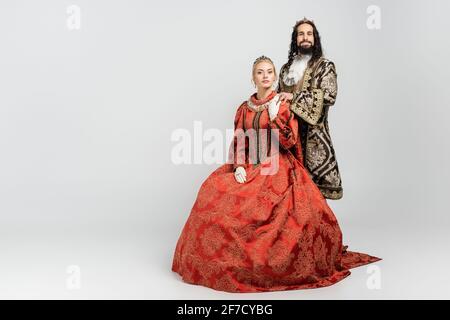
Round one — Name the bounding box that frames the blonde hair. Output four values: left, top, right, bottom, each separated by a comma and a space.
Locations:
252, 55, 277, 79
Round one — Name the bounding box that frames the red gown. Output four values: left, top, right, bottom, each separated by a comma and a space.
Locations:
171, 90, 381, 292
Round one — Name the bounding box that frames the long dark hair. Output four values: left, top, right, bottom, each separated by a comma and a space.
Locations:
286, 19, 323, 71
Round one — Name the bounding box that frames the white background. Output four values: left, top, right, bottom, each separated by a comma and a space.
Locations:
0, 0, 449, 299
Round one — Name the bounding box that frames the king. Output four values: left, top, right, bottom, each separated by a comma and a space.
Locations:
278, 17, 343, 200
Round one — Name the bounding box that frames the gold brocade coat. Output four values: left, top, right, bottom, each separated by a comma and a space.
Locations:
278, 57, 343, 200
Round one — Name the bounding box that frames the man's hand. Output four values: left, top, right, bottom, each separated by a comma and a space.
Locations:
234, 166, 247, 183
268, 96, 281, 121
279, 92, 294, 102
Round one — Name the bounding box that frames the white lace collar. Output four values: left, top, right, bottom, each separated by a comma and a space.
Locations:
282, 53, 312, 86
247, 93, 279, 112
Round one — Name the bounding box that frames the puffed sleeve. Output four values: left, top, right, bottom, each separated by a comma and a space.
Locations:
276, 64, 288, 93
268, 101, 298, 150
290, 60, 338, 125
231, 103, 250, 172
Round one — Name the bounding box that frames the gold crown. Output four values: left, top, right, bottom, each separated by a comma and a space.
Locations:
253, 55, 273, 66
296, 17, 314, 25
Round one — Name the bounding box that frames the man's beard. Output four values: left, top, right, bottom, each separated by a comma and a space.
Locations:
298, 42, 314, 54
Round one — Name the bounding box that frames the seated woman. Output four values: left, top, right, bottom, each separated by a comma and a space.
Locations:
171, 56, 381, 293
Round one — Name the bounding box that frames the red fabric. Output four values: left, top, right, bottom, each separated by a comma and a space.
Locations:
172, 91, 381, 293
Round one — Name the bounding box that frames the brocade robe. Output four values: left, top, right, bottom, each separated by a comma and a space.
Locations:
278, 57, 343, 200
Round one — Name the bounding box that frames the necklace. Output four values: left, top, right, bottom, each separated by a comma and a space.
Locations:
247, 94, 279, 112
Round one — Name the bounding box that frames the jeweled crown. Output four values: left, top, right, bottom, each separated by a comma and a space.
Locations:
253, 55, 273, 66
296, 17, 314, 25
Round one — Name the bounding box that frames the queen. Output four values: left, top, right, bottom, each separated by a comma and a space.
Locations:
171, 56, 381, 292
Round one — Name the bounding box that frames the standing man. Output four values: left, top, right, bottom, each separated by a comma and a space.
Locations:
278, 18, 343, 200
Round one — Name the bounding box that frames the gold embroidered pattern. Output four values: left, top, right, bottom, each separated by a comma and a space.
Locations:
277, 58, 343, 200
291, 88, 324, 125
300, 67, 313, 91
306, 135, 327, 170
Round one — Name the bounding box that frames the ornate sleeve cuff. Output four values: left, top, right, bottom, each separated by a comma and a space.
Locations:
290, 89, 324, 125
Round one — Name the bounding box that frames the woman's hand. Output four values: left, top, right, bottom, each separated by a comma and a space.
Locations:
234, 166, 247, 183
278, 92, 294, 102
